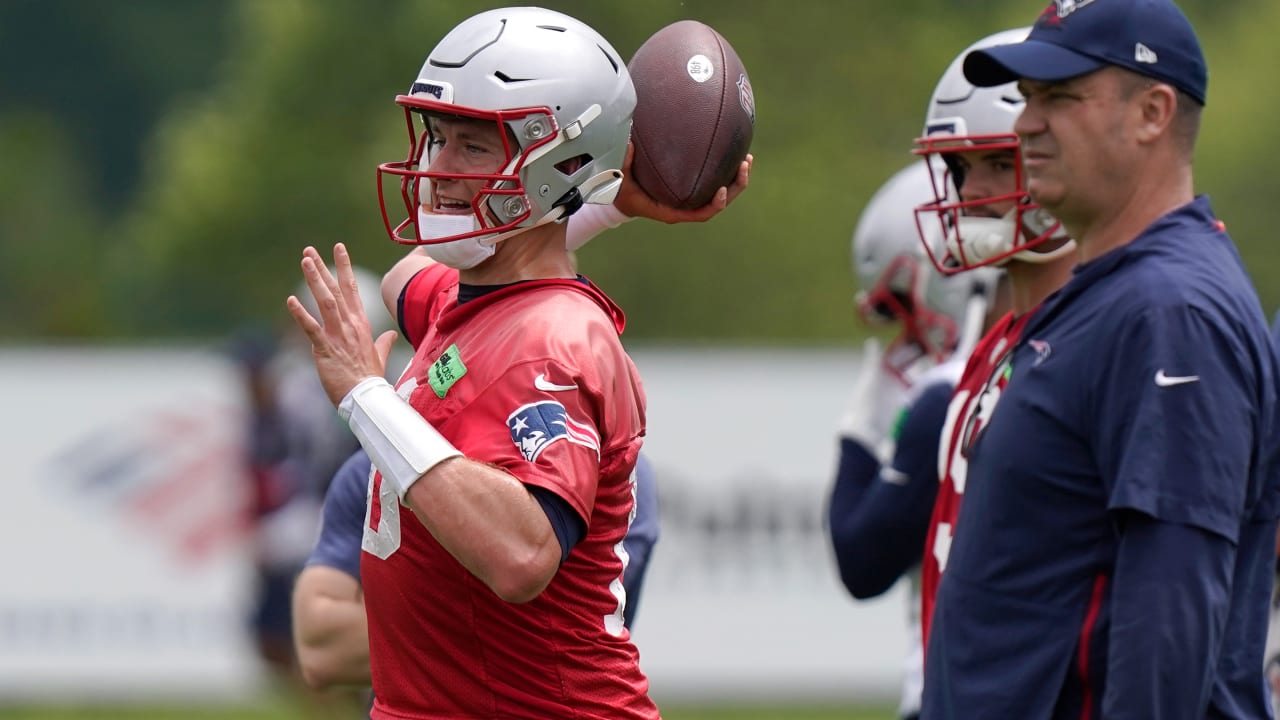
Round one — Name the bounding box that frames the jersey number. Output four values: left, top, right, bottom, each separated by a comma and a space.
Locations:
363, 468, 401, 559
601, 466, 639, 637
940, 389, 971, 496
932, 522, 953, 573
361, 376, 420, 559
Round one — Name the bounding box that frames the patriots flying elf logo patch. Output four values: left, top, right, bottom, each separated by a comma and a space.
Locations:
507, 400, 600, 463
1028, 338, 1052, 366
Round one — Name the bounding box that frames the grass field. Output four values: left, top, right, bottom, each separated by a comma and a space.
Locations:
0, 702, 896, 720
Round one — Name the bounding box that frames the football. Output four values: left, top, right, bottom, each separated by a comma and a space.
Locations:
627, 20, 756, 210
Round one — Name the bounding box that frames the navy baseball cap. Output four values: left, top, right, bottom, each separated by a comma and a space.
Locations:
963, 0, 1207, 105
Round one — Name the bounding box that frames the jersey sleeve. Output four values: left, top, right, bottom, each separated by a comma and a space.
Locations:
1104, 512, 1234, 716
443, 358, 605, 526
305, 449, 372, 581
1095, 304, 1257, 541
828, 380, 951, 599
565, 202, 631, 252
397, 263, 458, 348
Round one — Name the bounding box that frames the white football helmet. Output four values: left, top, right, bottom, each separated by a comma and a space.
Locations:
376, 7, 636, 265
912, 27, 1072, 274
853, 161, 1000, 381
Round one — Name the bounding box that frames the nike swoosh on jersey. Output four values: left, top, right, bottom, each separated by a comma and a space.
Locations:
1154, 369, 1200, 387
534, 374, 578, 392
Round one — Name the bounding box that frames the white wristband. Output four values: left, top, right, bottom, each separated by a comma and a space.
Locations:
565, 202, 633, 251
338, 376, 463, 501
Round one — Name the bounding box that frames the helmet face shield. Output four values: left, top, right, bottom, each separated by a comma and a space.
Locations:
856, 253, 959, 381
858, 254, 917, 325
377, 99, 559, 246
912, 132, 1046, 274
912, 26, 1070, 274
911, 135, 1067, 273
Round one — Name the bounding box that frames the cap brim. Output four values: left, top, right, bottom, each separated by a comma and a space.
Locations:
963, 40, 1107, 87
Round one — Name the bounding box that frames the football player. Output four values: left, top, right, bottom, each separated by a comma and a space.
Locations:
826, 160, 1002, 720
285, 8, 746, 719
910, 27, 1076, 655
236, 264, 391, 683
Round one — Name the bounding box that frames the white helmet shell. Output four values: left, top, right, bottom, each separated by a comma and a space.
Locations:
852, 161, 1000, 379
923, 27, 1030, 141
376, 7, 636, 257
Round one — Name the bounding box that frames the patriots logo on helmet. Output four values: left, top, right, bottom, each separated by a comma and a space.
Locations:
507, 400, 600, 463
409, 80, 452, 102
925, 120, 960, 137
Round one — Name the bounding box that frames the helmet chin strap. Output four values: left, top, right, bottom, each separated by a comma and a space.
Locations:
948, 209, 1077, 268
417, 212, 481, 242
416, 177, 614, 270
948, 215, 1014, 268
413, 142, 625, 270
416, 210, 498, 270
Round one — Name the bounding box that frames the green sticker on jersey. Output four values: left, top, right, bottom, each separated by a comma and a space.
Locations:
428, 343, 467, 398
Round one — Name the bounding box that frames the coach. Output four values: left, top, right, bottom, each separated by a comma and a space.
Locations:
921, 1, 1280, 718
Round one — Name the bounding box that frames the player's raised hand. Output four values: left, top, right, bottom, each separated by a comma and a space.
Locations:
838, 338, 910, 462
614, 144, 752, 224
286, 243, 399, 407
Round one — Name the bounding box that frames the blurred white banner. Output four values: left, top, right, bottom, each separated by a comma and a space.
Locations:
0, 346, 904, 704
629, 347, 904, 705
0, 347, 260, 700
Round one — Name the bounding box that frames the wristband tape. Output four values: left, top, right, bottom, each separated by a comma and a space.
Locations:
339, 376, 462, 501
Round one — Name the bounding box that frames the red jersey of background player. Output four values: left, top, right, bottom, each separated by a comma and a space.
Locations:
362, 263, 656, 720
920, 310, 1033, 651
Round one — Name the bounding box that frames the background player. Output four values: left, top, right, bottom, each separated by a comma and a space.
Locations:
230, 264, 394, 701
292, 448, 662, 694
290, 450, 374, 712
909, 26, 1075, 651
826, 160, 1000, 720
925, 1, 1280, 715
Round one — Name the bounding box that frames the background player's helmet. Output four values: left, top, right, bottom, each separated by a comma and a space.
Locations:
295, 265, 395, 337
376, 7, 636, 265
912, 27, 1072, 274
853, 161, 1000, 380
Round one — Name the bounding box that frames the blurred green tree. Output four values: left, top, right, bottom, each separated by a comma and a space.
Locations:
1, 0, 1275, 341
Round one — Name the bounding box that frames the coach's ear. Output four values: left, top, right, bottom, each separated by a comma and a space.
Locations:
1131, 80, 1178, 146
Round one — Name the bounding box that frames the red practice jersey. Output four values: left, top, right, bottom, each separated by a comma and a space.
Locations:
363, 263, 655, 720
920, 310, 1032, 652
